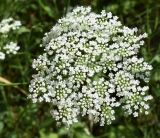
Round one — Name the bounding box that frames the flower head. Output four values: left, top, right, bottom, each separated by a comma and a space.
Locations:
0, 18, 21, 60
29, 6, 153, 127
0, 17, 21, 34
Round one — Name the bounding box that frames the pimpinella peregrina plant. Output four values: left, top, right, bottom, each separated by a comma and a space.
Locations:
28, 6, 153, 127
0, 17, 21, 60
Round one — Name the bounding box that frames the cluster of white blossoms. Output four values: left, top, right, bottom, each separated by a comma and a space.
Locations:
29, 6, 153, 127
0, 17, 21, 34
0, 18, 21, 60
3, 42, 20, 54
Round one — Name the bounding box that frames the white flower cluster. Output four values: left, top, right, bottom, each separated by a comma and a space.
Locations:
29, 6, 153, 127
0, 18, 21, 60
3, 42, 20, 54
0, 17, 21, 34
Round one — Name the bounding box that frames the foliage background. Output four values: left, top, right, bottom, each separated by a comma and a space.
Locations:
0, 0, 160, 137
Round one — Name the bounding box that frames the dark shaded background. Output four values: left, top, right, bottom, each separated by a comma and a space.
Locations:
0, 0, 160, 138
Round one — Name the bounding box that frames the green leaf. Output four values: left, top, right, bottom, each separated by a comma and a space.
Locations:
17, 27, 30, 34
37, 0, 55, 18
75, 132, 93, 138
40, 129, 58, 138
0, 122, 4, 133
48, 133, 58, 138
58, 127, 68, 136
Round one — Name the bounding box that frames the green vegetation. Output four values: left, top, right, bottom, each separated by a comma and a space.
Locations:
0, 0, 160, 138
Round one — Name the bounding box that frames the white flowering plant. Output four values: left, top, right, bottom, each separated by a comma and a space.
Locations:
0, 17, 21, 60
29, 6, 153, 127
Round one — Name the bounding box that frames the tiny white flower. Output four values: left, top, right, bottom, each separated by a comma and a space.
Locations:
0, 52, 5, 60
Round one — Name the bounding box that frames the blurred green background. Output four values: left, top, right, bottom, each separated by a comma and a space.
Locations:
0, 0, 160, 138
